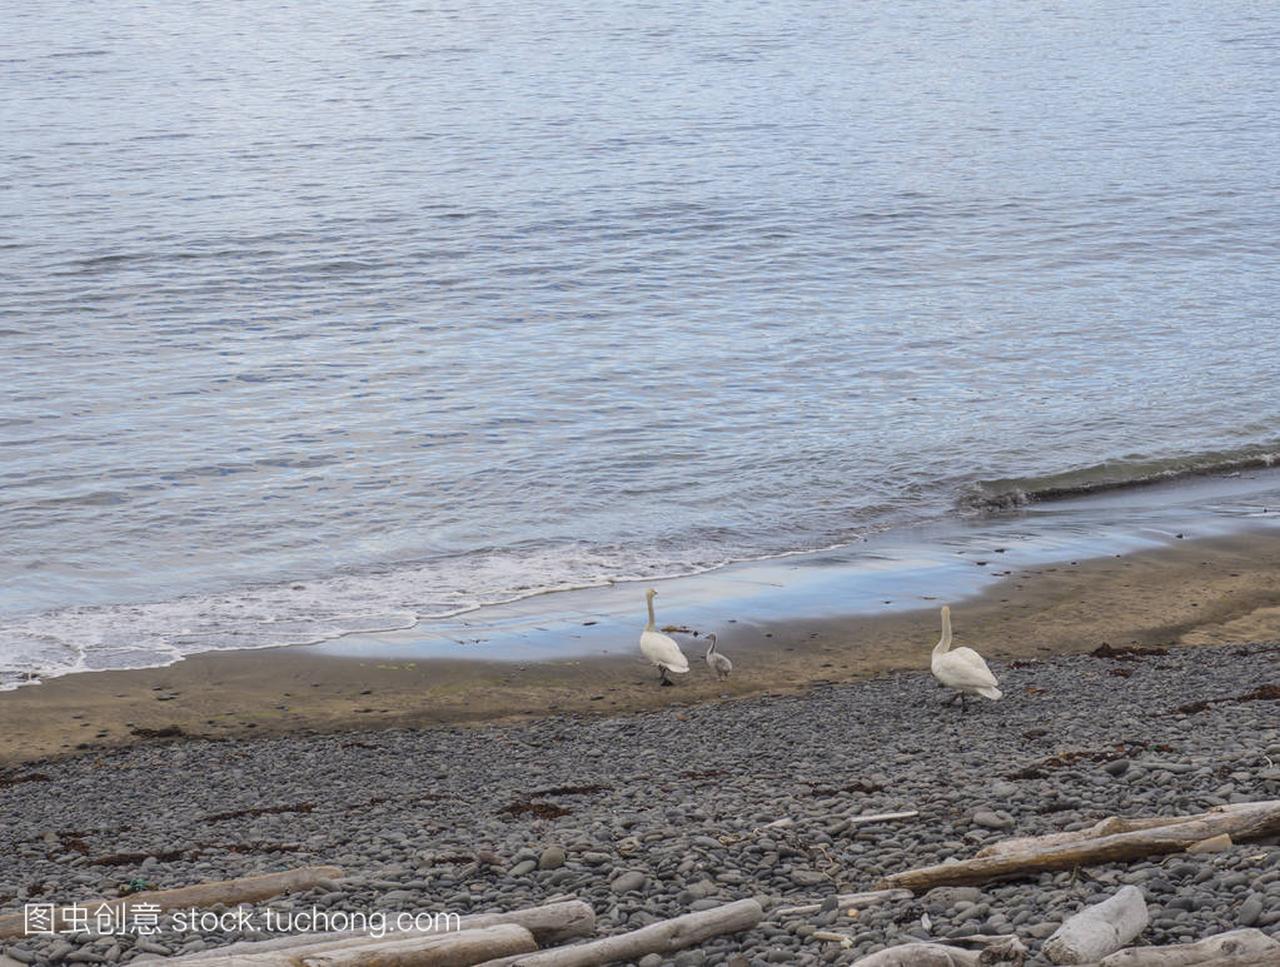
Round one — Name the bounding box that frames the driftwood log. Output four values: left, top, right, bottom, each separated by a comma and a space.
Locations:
170, 902, 596, 965
850, 944, 981, 966
1089, 956, 1280, 967
972, 806, 1265, 860
1043, 887, 1148, 964
851, 934, 1028, 966
304, 923, 538, 967
0, 866, 343, 940
876, 801, 1280, 892
169, 899, 754, 967
771, 889, 913, 918
951, 935, 1030, 963
1184, 835, 1233, 855
1083, 928, 1280, 965
476, 899, 763, 967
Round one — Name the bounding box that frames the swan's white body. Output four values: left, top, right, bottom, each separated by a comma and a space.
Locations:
931, 606, 1002, 704
704, 633, 732, 680
640, 589, 688, 684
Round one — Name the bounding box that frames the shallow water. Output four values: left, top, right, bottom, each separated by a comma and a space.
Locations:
3, 1, 1279, 684
311, 468, 1280, 663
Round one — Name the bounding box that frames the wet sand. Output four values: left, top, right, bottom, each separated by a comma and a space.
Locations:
3, 530, 1280, 767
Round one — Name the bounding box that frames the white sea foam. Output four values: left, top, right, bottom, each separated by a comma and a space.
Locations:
0, 542, 749, 688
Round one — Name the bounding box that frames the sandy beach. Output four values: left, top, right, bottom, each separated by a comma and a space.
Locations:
3, 529, 1280, 768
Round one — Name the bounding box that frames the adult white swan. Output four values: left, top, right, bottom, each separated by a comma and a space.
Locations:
640, 588, 689, 686
704, 633, 732, 681
931, 605, 1002, 708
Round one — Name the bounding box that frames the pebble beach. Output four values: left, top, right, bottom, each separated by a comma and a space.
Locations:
3, 640, 1278, 965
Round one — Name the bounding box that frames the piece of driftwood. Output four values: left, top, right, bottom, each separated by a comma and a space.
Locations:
1185, 834, 1232, 854
305, 923, 539, 967
1090, 956, 1280, 967
877, 801, 1280, 892
771, 889, 913, 918
851, 935, 1028, 966
851, 944, 981, 966
950, 935, 1029, 963
172, 902, 596, 964
1086, 928, 1280, 965
476, 899, 763, 967
0, 866, 343, 939
811, 930, 854, 947
1043, 887, 1148, 964
975, 817, 1181, 858
972, 801, 1276, 860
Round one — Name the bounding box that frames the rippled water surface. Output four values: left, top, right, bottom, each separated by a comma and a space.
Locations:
3, 1, 1279, 682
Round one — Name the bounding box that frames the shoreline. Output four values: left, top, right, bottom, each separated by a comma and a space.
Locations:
4, 528, 1280, 767
6, 464, 1280, 689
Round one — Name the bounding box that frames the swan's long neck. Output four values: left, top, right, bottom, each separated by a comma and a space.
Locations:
933, 608, 952, 658
645, 596, 656, 632
706, 636, 717, 656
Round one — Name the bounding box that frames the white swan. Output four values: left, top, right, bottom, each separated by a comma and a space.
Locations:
639, 588, 689, 686
931, 605, 1002, 709
704, 633, 732, 681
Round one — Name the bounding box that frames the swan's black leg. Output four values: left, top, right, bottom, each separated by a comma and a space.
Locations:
659, 667, 673, 687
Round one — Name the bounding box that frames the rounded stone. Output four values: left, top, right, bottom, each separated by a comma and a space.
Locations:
538, 846, 566, 870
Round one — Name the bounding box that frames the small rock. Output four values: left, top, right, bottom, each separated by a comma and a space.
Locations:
791, 870, 828, 886
1238, 893, 1265, 927
925, 887, 984, 905
685, 879, 718, 899
972, 808, 1014, 830
611, 871, 648, 894
538, 846, 566, 870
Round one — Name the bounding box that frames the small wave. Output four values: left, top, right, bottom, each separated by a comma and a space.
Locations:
0, 546, 722, 690
0, 528, 897, 692
961, 444, 1280, 511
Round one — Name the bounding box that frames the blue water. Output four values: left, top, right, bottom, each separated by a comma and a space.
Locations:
2, 1, 1279, 684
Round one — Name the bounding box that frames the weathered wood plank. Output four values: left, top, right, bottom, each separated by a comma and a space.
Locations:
0, 867, 343, 940
876, 801, 1280, 892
